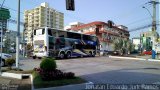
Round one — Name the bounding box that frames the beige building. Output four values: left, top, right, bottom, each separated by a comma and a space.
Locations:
64, 22, 84, 30
24, 2, 64, 44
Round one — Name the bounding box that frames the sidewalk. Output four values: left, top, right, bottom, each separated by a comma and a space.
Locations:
0, 76, 31, 90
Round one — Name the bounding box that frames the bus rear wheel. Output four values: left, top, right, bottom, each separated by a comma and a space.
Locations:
92, 51, 96, 57
66, 52, 71, 59
38, 57, 42, 59
33, 56, 37, 59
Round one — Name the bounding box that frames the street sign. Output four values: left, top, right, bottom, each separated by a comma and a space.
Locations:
0, 8, 10, 20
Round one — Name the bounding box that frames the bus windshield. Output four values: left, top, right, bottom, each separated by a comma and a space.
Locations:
34, 29, 45, 35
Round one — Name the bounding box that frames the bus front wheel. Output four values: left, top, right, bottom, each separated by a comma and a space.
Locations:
59, 52, 65, 59
89, 51, 92, 57
32, 56, 37, 59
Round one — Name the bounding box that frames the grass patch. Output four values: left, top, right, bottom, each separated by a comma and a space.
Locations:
32, 71, 86, 89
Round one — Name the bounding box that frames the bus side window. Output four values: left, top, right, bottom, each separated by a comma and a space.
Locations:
59, 35, 64, 37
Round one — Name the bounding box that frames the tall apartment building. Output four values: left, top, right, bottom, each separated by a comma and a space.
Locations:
24, 2, 64, 44
67, 21, 130, 51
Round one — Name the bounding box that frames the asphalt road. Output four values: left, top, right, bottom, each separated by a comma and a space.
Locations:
19, 56, 160, 84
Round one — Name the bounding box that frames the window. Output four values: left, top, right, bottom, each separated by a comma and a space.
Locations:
84, 45, 96, 49
76, 44, 82, 49
67, 32, 81, 39
34, 29, 45, 35
83, 35, 91, 41
34, 30, 36, 35
42, 29, 45, 34
48, 29, 52, 36
58, 31, 67, 37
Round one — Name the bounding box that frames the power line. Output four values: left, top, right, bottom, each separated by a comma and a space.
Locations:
1, 0, 5, 7
0, 4, 24, 14
8, 19, 24, 25
129, 22, 160, 32
126, 17, 151, 26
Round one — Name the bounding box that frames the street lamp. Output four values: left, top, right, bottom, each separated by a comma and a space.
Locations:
142, 6, 153, 19
141, 6, 153, 54
142, 6, 155, 31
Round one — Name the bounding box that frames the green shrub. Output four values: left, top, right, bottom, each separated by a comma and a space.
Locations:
5, 58, 15, 70
40, 57, 57, 71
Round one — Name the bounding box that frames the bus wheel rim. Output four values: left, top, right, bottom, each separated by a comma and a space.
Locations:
60, 53, 64, 58
67, 53, 71, 58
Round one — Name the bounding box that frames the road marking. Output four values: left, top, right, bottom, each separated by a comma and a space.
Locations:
85, 81, 94, 84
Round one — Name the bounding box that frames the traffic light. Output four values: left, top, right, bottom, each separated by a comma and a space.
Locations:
66, 0, 75, 11
108, 20, 113, 28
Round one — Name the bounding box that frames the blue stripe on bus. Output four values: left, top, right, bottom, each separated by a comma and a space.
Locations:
72, 53, 81, 56
72, 52, 89, 57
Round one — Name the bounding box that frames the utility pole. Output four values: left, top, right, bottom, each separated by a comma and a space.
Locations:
150, 0, 157, 31
149, 0, 159, 59
16, 0, 20, 68
142, 0, 159, 58
151, 0, 159, 50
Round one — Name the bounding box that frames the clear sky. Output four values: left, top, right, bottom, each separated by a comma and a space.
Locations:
0, 0, 160, 38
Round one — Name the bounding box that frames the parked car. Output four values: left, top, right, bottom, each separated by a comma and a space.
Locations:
143, 50, 152, 55
0, 53, 12, 67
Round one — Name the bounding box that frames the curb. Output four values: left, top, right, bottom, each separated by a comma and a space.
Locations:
148, 59, 160, 62
109, 55, 160, 62
30, 74, 34, 90
1, 72, 30, 79
109, 56, 146, 61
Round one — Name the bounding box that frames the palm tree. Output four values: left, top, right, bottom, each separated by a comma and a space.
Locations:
127, 41, 135, 54
123, 40, 128, 55
113, 39, 134, 55
113, 38, 124, 55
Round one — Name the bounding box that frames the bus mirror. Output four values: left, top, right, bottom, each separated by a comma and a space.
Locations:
45, 46, 47, 51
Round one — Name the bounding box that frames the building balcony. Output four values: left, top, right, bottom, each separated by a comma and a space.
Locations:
103, 30, 119, 36
98, 37, 111, 43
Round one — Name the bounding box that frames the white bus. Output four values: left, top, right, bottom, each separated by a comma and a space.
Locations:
33, 27, 99, 59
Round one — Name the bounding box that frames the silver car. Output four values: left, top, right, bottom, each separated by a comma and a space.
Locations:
0, 53, 12, 67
